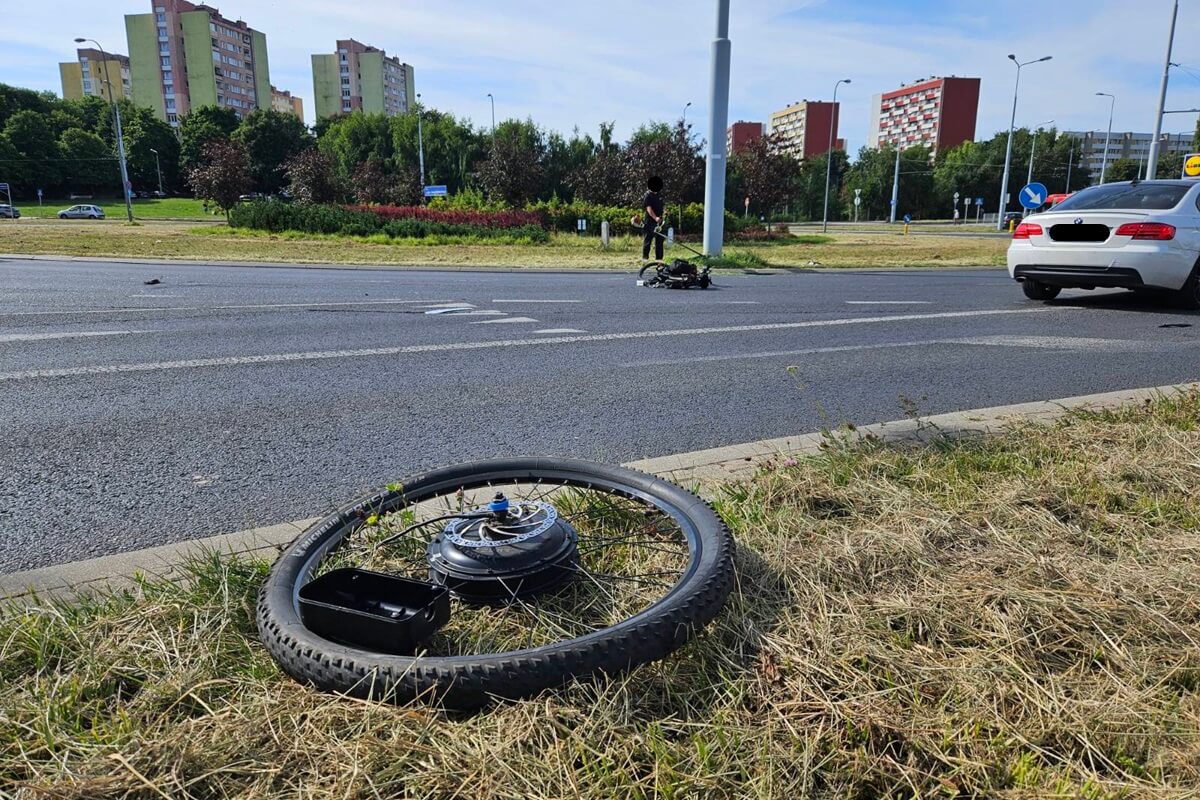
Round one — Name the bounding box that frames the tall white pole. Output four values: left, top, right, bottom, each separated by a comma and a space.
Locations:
416, 93, 426, 187
701, 0, 732, 257
1097, 93, 1115, 184
1146, 0, 1178, 180
996, 55, 1051, 230
889, 145, 901, 224
821, 79, 849, 234
80, 38, 133, 223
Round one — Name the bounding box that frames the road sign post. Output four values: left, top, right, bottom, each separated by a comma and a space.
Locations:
422, 185, 449, 199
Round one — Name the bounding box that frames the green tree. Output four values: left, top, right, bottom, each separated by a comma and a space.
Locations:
233, 109, 314, 193
0, 84, 55, 130
543, 129, 595, 201
390, 107, 483, 193
120, 105, 181, 193
1156, 150, 1184, 180
622, 120, 704, 207
187, 139, 250, 216
733, 133, 801, 226
58, 128, 115, 194
4, 110, 62, 193
794, 150, 849, 222
179, 106, 239, 176
319, 112, 394, 178
476, 119, 546, 206
1105, 158, 1140, 183
284, 149, 344, 205
569, 122, 624, 205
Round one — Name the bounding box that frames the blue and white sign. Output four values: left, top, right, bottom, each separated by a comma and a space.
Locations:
36, 188, 43, 199
1019, 182, 1048, 210
975, 197, 984, 206
422, 185, 448, 198
903, 214, 912, 224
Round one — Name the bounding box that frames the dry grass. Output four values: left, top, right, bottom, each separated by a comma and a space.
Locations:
3, 394, 1199, 798
0, 219, 1007, 270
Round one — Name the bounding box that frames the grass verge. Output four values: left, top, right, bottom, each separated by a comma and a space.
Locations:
0, 220, 1008, 270
11, 197, 213, 220
3, 392, 1199, 797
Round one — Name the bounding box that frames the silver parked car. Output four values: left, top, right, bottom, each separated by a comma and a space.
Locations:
57, 204, 105, 220
0, 204, 20, 219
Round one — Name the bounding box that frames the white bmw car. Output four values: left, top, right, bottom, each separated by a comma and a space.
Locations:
1007, 180, 1200, 308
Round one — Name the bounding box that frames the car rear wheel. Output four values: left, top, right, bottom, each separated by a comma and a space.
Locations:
1021, 280, 1061, 301
1175, 264, 1200, 310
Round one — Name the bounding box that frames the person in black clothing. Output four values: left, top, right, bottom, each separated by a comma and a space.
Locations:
642, 176, 666, 262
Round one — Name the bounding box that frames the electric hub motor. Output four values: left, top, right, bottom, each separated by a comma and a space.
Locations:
426, 493, 580, 603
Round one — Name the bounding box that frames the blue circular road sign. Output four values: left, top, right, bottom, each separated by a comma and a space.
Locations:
1019, 182, 1048, 210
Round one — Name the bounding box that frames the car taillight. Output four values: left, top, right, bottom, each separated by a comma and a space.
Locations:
1115, 222, 1176, 241
1012, 223, 1042, 240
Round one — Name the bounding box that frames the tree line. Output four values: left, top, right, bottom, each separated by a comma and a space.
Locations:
4, 81, 1198, 220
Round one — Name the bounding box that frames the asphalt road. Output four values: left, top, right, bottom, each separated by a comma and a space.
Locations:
2, 257, 1197, 573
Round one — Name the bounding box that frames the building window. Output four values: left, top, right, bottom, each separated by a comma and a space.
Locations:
161, 56, 171, 67
156, 12, 166, 22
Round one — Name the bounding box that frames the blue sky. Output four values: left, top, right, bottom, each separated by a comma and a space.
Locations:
3, 0, 1198, 153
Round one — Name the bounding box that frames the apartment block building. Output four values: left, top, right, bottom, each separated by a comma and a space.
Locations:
769, 101, 843, 159
1064, 130, 1194, 179
312, 39, 415, 120
270, 86, 304, 119
126, 0, 271, 126
59, 48, 133, 102
867, 76, 980, 152
726, 121, 765, 155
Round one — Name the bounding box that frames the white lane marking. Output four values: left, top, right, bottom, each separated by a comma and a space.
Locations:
721, 301, 761, 305
129, 293, 182, 298
0, 330, 155, 344
437, 310, 507, 317
418, 302, 476, 310
533, 328, 585, 334
424, 307, 476, 315
622, 341, 940, 368
949, 335, 1158, 352
471, 316, 539, 325
621, 332, 1160, 368
0, 299, 452, 317
0, 308, 1063, 382
492, 299, 582, 304
845, 301, 933, 305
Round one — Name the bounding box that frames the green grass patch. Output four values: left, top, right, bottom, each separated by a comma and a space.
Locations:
3, 392, 1200, 797
13, 197, 212, 221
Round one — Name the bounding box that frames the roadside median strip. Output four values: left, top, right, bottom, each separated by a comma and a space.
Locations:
3, 381, 1194, 600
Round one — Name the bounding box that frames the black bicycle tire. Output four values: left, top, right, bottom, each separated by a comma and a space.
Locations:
638, 262, 660, 281
256, 458, 735, 708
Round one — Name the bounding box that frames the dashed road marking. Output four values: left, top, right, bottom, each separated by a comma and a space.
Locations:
0, 330, 157, 344
0, 307, 1065, 382
471, 316, 539, 325
0, 299, 453, 317
533, 328, 585, 334
845, 301, 934, 305
492, 299, 582, 304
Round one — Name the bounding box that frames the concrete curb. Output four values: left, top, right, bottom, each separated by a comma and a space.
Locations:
3, 381, 1194, 600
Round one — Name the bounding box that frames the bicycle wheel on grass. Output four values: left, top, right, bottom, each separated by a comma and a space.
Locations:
257, 458, 735, 708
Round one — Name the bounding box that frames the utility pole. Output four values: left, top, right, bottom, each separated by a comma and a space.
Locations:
701, 0, 731, 257
889, 145, 901, 224
1065, 147, 1073, 193
77, 37, 133, 223
1146, 0, 1179, 180
487, 93, 496, 145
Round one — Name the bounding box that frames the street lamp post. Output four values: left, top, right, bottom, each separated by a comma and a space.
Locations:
76, 37, 133, 223
683, 101, 692, 127
416, 93, 426, 188
1146, 0, 1179, 180
821, 78, 851, 234
996, 54, 1052, 231
1096, 93, 1115, 184
149, 147, 163, 195
486, 93, 496, 144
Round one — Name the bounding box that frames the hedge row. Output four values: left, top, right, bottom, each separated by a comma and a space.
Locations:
349, 205, 543, 229
229, 202, 548, 242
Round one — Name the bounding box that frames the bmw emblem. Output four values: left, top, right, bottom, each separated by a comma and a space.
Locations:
1074, 218, 1084, 225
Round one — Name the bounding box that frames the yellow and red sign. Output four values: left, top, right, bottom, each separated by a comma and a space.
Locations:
1183, 153, 1200, 179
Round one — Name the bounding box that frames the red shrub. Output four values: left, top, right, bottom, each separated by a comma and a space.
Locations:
348, 205, 545, 230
